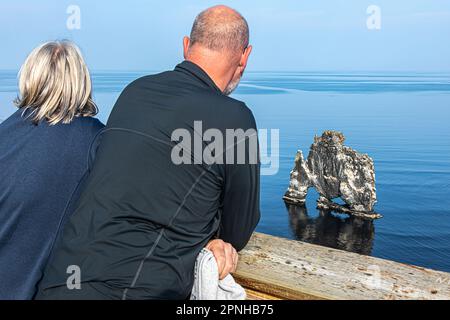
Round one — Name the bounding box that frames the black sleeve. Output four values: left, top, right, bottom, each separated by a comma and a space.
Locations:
219, 163, 260, 251
218, 107, 261, 251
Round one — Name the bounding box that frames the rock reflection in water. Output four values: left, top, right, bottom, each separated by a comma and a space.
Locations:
286, 203, 375, 255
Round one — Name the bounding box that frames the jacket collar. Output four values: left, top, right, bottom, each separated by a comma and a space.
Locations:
175, 60, 223, 94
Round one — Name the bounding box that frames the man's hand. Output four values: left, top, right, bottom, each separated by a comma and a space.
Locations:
206, 239, 238, 280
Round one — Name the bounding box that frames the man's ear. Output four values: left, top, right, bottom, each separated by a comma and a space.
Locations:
239, 45, 253, 72
183, 36, 190, 59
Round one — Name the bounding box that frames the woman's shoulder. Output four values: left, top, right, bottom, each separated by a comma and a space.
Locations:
54, 117, 105, 157
55, 117, 105, 152
71, 116, 105, 135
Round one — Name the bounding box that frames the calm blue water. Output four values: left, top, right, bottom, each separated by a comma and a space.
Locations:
1, 71, 450, 272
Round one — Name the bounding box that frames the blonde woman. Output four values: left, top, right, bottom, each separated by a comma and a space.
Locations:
0, 41, 104, 299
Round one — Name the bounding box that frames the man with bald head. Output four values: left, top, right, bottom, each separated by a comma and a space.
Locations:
185, 5, 252, 95
37, 5, 260, 300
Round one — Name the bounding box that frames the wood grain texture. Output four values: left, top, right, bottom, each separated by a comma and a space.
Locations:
235, 233, 450, 300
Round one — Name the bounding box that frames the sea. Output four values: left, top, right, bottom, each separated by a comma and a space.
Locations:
1, 70, 449, 272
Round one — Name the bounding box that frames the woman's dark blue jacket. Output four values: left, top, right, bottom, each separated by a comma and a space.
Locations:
0, 109, 104, 299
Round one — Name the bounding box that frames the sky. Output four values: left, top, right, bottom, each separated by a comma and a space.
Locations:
0, 0, 449, 72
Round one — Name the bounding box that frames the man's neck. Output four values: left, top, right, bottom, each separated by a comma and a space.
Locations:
186, 51, 235, 93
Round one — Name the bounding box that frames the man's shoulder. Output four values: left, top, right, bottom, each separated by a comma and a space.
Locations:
122, 71, 173, 91
117, 71, 256, 130
187, 91, 256, 130
216, 96, 257, 129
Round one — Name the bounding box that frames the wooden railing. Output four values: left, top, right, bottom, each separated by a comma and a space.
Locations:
234, 233, 450, 300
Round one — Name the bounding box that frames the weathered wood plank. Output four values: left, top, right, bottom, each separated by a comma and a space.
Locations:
235, 233, 450, 300
244, 288, 281, 300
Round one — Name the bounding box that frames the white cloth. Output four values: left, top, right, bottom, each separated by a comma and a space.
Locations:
190, 248, 246, 300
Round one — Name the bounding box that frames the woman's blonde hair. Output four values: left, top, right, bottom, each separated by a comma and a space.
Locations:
14, 40, 98, 125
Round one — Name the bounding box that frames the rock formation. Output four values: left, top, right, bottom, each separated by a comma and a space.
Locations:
283, 131, 381, 219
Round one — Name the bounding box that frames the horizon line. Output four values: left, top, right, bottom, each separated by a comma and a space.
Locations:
1, 69, 450, 75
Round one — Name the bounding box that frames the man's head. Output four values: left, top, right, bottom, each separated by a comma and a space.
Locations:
183, 5, 252, 95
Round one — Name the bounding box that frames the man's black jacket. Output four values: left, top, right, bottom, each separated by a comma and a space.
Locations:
37, 61, 260, 300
